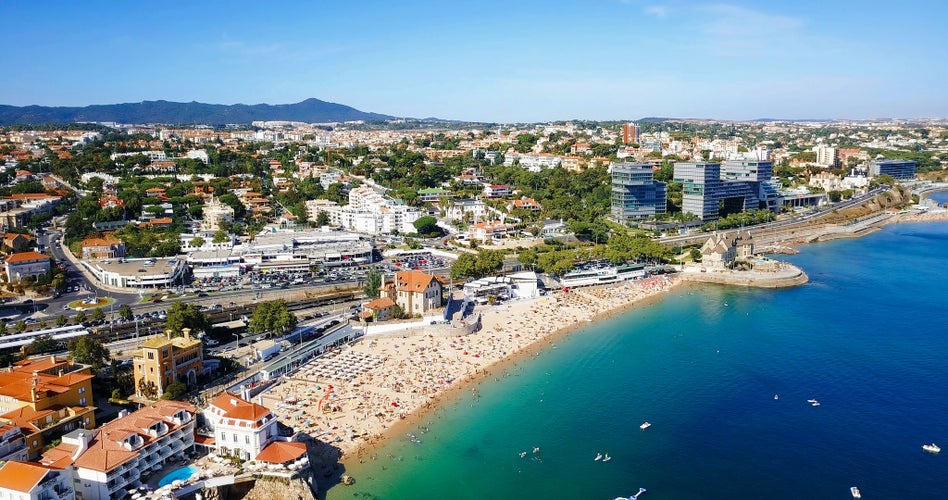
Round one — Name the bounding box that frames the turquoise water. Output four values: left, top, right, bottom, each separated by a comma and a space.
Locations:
158, 465, 198, 487
330, 222, 948, 500
927, 190, 948, 204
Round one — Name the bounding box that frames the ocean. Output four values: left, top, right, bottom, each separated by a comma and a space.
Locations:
328, 220, 948, 500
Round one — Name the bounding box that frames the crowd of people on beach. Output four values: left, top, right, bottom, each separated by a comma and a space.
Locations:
260, 274, 680, 464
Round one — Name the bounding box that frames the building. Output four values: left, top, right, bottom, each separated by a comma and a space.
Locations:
382, 270, 444, 316
80, 236, 125, 260
417, 187, 450, 203
622, 122, 640, 145
42, 400, 198, 500
307, 185, 423, 235
814, 144, 837, 167
0, 461, 74, 500
469, 220, 517, 242
3, 250, 50, 282
83, 257, 187, 289
0, 356, 96, 459
482, 184, 511, 198
363, 296, 397, 322
2, 233, 33, 253
869, 159, 916, 180
700, 231, 755, 269
675, 157, 779, 222
507, 197, 542, 212
200, 196, 235, 232
610, 162, 667, 223
133, 329, 203, 399
443, 199, 487, 222
0, 424, 28, 462
201, 392, 279, 461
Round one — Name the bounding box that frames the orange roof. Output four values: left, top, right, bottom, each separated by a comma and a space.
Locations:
3, 251, 48, 263
365, 297, 396, 310
145, 187, 166, 193
207, 392, 272, 423
5, 193, 59, 200
81, 236, 121, 247
255, 441, 307, 464
0, 461, 53, 493
150, 217, 173, 224
394, 270, 439, 294
39, 443, 77, 468
3, 233, 33, 241
68, 400, 197, 473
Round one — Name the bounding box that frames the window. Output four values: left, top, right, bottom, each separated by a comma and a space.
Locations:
147, 352, 154, 360
79, 397, 87, 406
79, 386, 86, 394
233, 433, 238, 443
220, 431, 225, 441
245, 435, 250, 444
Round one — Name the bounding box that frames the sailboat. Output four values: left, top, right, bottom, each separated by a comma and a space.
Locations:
603, 453, 612, 462
594, 453, 603, 461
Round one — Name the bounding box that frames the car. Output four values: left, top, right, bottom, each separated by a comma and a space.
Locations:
205, 338, 219, 346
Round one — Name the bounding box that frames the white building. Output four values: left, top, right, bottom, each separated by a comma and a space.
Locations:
200, 196, 235, 232
202, 393, 279, 461
0, 461, 74, 500
503, 153, 562, 172
39, 401, 197, 500
305, 185, 423, 235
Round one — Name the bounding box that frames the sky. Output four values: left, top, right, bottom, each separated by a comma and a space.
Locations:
1, 0, 945, 123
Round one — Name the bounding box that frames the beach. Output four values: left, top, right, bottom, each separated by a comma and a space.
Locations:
259, 274, 680, 468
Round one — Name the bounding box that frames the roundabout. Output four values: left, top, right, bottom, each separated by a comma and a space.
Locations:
65, 296, 116, 310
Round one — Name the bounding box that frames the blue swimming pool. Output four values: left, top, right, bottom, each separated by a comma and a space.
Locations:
157, 465, 198, 487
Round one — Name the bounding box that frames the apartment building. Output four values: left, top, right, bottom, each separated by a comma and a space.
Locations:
0, 356, 95, 459
201, 393, 279, 461
133, 330, 203, 399
610, 162, 667, 222
0, 461, 74, 500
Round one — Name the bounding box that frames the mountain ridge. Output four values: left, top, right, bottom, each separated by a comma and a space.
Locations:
0, 98, 397, 125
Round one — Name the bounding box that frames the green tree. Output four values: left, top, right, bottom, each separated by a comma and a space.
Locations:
316, 211, 330, 226
23, 335, 57, 355
827, 190, 842, 202
67, 337, 110, 371
364, 268, 383, 299
190, 236, 206, 248
0, 322, 6, 335
119, 304, 133, 321
248, 300, 298, 337
164, 302, 210, 336
689, 248, 702, 262
15, 320, 27, 333
91, 307, 106, 324
74, 310, 87, 325
161, 381, 188, 400
412, 216, 443, 237
56, 315, 67, 327
212, 229, 229, 244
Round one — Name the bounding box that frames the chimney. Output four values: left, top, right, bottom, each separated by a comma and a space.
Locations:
183, 328, 191, 341
166, 329, 173, 339
258, 395, 264, 406
71, 431, 90, 460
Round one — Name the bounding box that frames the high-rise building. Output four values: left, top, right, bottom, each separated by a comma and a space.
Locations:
674, 158, 779, 221
622, 122, 639, 145
869, 159, 916, 180
610, 162, 667, 223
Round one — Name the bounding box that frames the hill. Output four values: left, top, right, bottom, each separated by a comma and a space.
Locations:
0, 98, 396, 125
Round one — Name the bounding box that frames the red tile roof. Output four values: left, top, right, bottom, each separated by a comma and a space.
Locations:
365, 297, 396, 310
394, 270, 439, 294
3, 251, 48, 263
207, 392, 272, 423
255, 441, 307, 464
0, 461, 53, 493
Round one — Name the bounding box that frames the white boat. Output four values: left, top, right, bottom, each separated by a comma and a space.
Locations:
640, 422, 651, 430
774, 394, 779, 400
806, 399, 817, 403
922, 443, 941, 453
811, 401, 820, 407
594, 452, 603, 461
603, 454, 611, 462
851, 486, 861, 498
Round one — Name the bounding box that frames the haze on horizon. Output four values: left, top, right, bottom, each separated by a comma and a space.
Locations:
1, 0, 945, 123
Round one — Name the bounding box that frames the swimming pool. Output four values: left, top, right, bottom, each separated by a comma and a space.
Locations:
157, 465, 198, 487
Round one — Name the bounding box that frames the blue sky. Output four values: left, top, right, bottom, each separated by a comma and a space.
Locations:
1, 0, 945, 122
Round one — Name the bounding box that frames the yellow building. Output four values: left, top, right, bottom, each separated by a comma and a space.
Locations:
0, 356, 96, 459
133, 329, 203, 399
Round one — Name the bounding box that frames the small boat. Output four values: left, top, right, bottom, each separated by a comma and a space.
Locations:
594, 453, 603, 461
603, 453, 611, 462
851, 486, 861, 498
774, 394, 779, 400
811, 401, 820, 407
807, 399, 817, 403
922, 443, 941, 453
640, 422, 651, 430
519, 451, 527, 458
533, 447, 540, 453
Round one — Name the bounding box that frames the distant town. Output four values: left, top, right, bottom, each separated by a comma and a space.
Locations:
0, 116, 945, 499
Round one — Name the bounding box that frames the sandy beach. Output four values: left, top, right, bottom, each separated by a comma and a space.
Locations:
259, 274, 680, 467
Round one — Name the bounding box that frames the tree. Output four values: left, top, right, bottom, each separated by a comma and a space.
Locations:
165, 302, 210, 336
248, 300, 298, 337
161, 381, 188, 400
212, 229, 229, 244
190, 236, 206, 248
364, 267, 383, 299
827, 190, 842, 203
56, 315, 67, 327
91, 307, 106, 324
413, 216, 443, 237
0, 322, 6, 335
67, 337, 110, 371
15, 320, 27, 333
689, 248, 702, 262
119, 304, 133, 321
316, 211, 330, 227
23, 335, 57, 355
74, 310, 87, 325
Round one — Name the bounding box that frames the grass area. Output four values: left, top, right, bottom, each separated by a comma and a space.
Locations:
66, 296, 116, 310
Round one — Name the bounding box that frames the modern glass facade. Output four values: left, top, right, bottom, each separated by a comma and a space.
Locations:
610, 162, 667, 222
